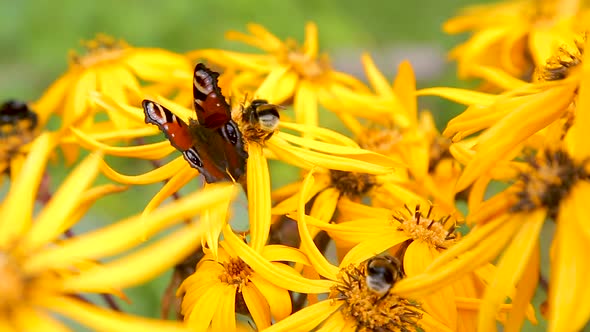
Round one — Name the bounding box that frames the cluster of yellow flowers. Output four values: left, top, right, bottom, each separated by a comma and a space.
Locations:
2, 0, 590, 331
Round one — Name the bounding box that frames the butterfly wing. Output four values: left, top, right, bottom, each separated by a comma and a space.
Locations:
192, 63, 232, 129
142, 99, 228, 183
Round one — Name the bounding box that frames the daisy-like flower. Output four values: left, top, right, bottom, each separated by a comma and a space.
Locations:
0, 100, 39, 178
444, 0, 590, 83
419, 35, 586, 192
393, 54, 590, 330
177, 226, 324, 331
33, 34, 192, 131
188, 22, 368, 126
0, 131, 239, 331
262, 172, 456, 332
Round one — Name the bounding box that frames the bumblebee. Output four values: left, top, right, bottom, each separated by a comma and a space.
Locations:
240, 99, 280, 142
0, 100, 38, 163
365, 255, 404, 297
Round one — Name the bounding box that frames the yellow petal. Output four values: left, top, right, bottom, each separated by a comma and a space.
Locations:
60, 218, 208, 292
309, 187, 339, 221
262, 300, 342, 332
250, 272, 292, 321
303, 22, 318, 58
24, 183, 237, 274
256, 66, 298, 104
549, 182, 590, 331
13, 305, 70, 332
316, 310, 348, 331
142, 165, 200, 215
100, 156, 186, 184
222, 225, 332, 293
478, 210, 544, 332
393, 60, 417, 121
247, 143, 271, 252
243, 283, 272, 329
361, 53, 394, 98
261, 245, 310, 265
294, 80, 319, 127
417, 87, 496, 106
278, 121, 358, 147
505, 242, 540, 332
64, 69, 97, 126
466, 65, 527, 90
211, 285, 237, 332
0, 132, 56, 246
339, 232, 410, 267
185, 283, 227, 331
20, 152, 103, 253
71, 127, 176, 159
565, 37, 590, 159
66, 184, 128, 224
297, 171, 340, 279
38, 295, 189, 332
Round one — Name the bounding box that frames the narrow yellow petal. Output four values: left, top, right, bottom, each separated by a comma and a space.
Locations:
261, 245, 310, 265
222, 225, 332, 293
61, 218, 207, 292
467, 65, 527, 90
393, 60, 417, 121
361, 53, 394, 98
246, 23, 284, 51
66, 184, 128, 224
262, 300, 342, 332
211, 285, 237, 332
32, 71, 72, 126
13, 306, 70, 332
64, 69, 97, 126
278, 121, 359, 147
303, 22, 318, 58
24, 183, 237, 274
566, 37, 590, 159
256, 66, 298, 104
317, 311, 348, 331
0, 132, 56, 246
247, 143, 272, 252
125, 48, 192, 83
20, 152, 103, 253
243, 284, 272, 330
478, 210, 544, 332
100, 156, 186, 184
71, 127, 176, 159
250, 272, 292, 321
297, 171, 340, 280
294, 81, 318, 126
309, 187, 339, 222
142, 165, 200, 215
417, 87, 496, 106
549, 182, 590, 331
505, 242, 540, 332
339, 232, 410, 267
185, 283, 226, 331
38, 295, 189, 332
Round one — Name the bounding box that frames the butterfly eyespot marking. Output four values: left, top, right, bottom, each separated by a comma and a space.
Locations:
222, 122, 239, 145
183, 148, 203, 168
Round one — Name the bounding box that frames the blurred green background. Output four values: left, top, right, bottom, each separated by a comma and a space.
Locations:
1, 0, 551, 331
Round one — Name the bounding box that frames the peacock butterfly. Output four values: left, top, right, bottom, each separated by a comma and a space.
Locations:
142, 63, 248, 183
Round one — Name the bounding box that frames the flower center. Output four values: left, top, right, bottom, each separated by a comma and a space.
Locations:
330, 263, 422, 331
0, 251, 26, 314
357, 127, 403, 156
537, 35, 584, 81
512, 149, 588, 219
394, 205, 457, 250
282, 41, 330, 80
69, 34, 128, 69
428, 136, 452, 172
330, 170, 376, 198
218, 258, 253, 291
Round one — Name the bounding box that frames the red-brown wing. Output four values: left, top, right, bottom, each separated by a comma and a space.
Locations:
142, 99, 233, 183
192, 63, 232, 129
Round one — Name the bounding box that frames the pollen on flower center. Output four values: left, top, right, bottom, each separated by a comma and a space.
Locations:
0, 251, 26, 312
394, 205, 457, 250
357, 127, 403, 156
282, 40, 330, 80
218, 257, 253, 291
512, 149, 588, 219
330, 170, 377, 198
329, 264, 422, 331
69, 34, 128, 69
538, 36, 584, 81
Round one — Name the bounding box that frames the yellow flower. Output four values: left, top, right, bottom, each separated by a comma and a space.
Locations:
33, 34, 192, 131
444, 0, 590, 82
394, 78, 590, 331
0, 132, 238, 331
178, 226, 316, 331
263, 173, 454, 332
189, 23, 367, 126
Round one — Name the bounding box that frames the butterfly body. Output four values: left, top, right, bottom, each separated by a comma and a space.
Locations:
142, 63, 248, 184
